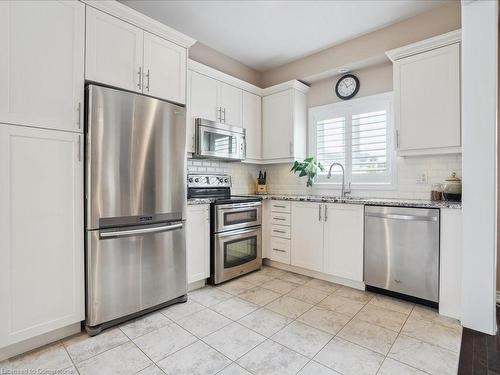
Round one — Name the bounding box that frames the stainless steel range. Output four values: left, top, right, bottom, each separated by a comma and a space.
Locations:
187, 174, 262, 284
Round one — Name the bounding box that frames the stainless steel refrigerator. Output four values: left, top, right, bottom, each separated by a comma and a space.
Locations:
85, 85, 187, 335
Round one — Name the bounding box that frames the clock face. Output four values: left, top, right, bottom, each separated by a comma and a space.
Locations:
335, 74, 359, 100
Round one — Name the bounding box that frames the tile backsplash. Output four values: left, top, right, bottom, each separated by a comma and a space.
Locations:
188, 154, 461, 200
187, 159, 260, 195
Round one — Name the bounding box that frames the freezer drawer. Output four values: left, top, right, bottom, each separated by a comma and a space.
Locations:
86, 221, 186, 328
364, 206, 440, 303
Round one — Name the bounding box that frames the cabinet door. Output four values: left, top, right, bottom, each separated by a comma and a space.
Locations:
0, 1, 84, 132
323, 204, 364, 282
242, 91, 262, 162
143, 32, 186, 104
291, 202, 324, 272
262, 90, 294, 160
218, 82, 242, 126
187, 71, 218, 153
395, 43, 461, 153
86, 6, 143, 93
0, 124, 84, 347
186, 205, 210, 283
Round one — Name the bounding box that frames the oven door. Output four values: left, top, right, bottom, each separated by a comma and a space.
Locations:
215, 202, 262, 232
213, 227, 262, 284
195, 121, 245, 161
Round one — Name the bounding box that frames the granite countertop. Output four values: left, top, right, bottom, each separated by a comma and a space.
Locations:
260, 194, 462, 209
187, 194, 461, 209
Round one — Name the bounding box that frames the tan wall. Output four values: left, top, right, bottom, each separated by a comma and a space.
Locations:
260, 2, 461, 87
189, 42, 262, 87
308, 62, 393, 107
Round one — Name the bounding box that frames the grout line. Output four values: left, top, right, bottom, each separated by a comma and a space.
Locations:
60, 340, 81, 375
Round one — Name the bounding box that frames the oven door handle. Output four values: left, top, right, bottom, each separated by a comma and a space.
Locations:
217, 202, 261, 210
214, 226, 261, 238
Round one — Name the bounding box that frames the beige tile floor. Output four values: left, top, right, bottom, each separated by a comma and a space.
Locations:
0, 266, 463, 375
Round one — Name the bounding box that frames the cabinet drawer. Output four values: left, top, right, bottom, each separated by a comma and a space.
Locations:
271, 224, 291, 239
270, 237, 291, 264
271, 212, 291, 226
271, 201, 291, 213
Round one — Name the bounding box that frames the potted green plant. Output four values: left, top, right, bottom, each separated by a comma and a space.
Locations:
290, 157, 324, 187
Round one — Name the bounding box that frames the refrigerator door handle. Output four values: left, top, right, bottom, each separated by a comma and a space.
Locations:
100, 222, 183, 239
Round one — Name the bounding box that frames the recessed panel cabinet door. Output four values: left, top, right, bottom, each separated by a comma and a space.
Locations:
86, 6, 143, 93
323, 204, 364, 282
242, 91, 262, 161
143, 32, 187, 104
187, 71, 218, 152
0, 124, 84, 347
0, 1, 84, 132
186, 205, 210, 283
395, 43, 461, 152
218, 82, 242, 126
262, 90, 294, 160
291, 202, 324, 272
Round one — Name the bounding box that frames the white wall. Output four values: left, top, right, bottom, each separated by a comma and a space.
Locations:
461, 0, 498, 335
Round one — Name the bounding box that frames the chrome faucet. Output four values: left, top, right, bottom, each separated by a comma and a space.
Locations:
327, 162, 351, 198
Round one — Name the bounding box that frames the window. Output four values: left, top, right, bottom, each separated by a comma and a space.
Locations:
309, 92, 394, 186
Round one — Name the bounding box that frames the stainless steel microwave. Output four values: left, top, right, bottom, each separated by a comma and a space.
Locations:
194, 118, 246, 161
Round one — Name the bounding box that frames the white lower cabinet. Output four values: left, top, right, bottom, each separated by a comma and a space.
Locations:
323, 204, 364, 282
186, 204, 210, 283
291, 202, 324, 272
0, 124, 84, 348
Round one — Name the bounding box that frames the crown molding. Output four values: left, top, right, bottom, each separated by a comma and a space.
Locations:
188, 59, 263, 96
81, 0, 196, 48
261, 80, 310, 96
386, 29, 461, 62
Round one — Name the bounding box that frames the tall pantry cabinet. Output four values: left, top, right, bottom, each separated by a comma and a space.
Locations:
0, 0, 85, 349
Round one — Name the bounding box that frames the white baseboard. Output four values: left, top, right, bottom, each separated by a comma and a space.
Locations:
264, 259, 366, 291
0, 322, 81, 361
188, 279, 207, 292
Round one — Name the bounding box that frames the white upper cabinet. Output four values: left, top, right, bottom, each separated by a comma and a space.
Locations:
387, 31, 461, 156
291, 202, 324, 272
186, 204, 210, 284
218, 82, 242, 126
262, 82, 309, 163
143, 32, 187, 104
86, 6, 188, 104
323, 204, 364, 282
0, 124, 84, 347
86, 6, 143, 93
242, 91, 262, 162
187, 71, 218, 152
0, 1, 84, 132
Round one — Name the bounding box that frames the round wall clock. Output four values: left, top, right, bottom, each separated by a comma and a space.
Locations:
335, 74, 360, 100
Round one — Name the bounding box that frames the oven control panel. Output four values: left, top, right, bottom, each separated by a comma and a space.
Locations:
187, 174, 231, 188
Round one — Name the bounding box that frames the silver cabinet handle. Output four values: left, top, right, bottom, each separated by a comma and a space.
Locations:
100, 222, 183, 238
273, 205, 286, 208
324, 205, 328, 222
217, 107, 221, 122
146, 69, 150, 91
396, 130, 400, 149
273, 230, 286, 234
77, 102, 81, 129
137, 66, 142, 90
77, 135, 82, 162
272, 248, 286, 253
318, 204, 322, 221
365, 212, 437, 222
222, 107, 226, 123
273, 217, 286, 221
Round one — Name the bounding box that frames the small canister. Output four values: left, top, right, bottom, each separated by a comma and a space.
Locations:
430, 183, 443, 201
443, 172, 462, 202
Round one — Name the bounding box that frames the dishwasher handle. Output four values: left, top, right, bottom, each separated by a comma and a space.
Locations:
365, 212, 438, 222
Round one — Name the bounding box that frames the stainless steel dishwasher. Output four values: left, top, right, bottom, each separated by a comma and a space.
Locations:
364, 206, 440, 304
